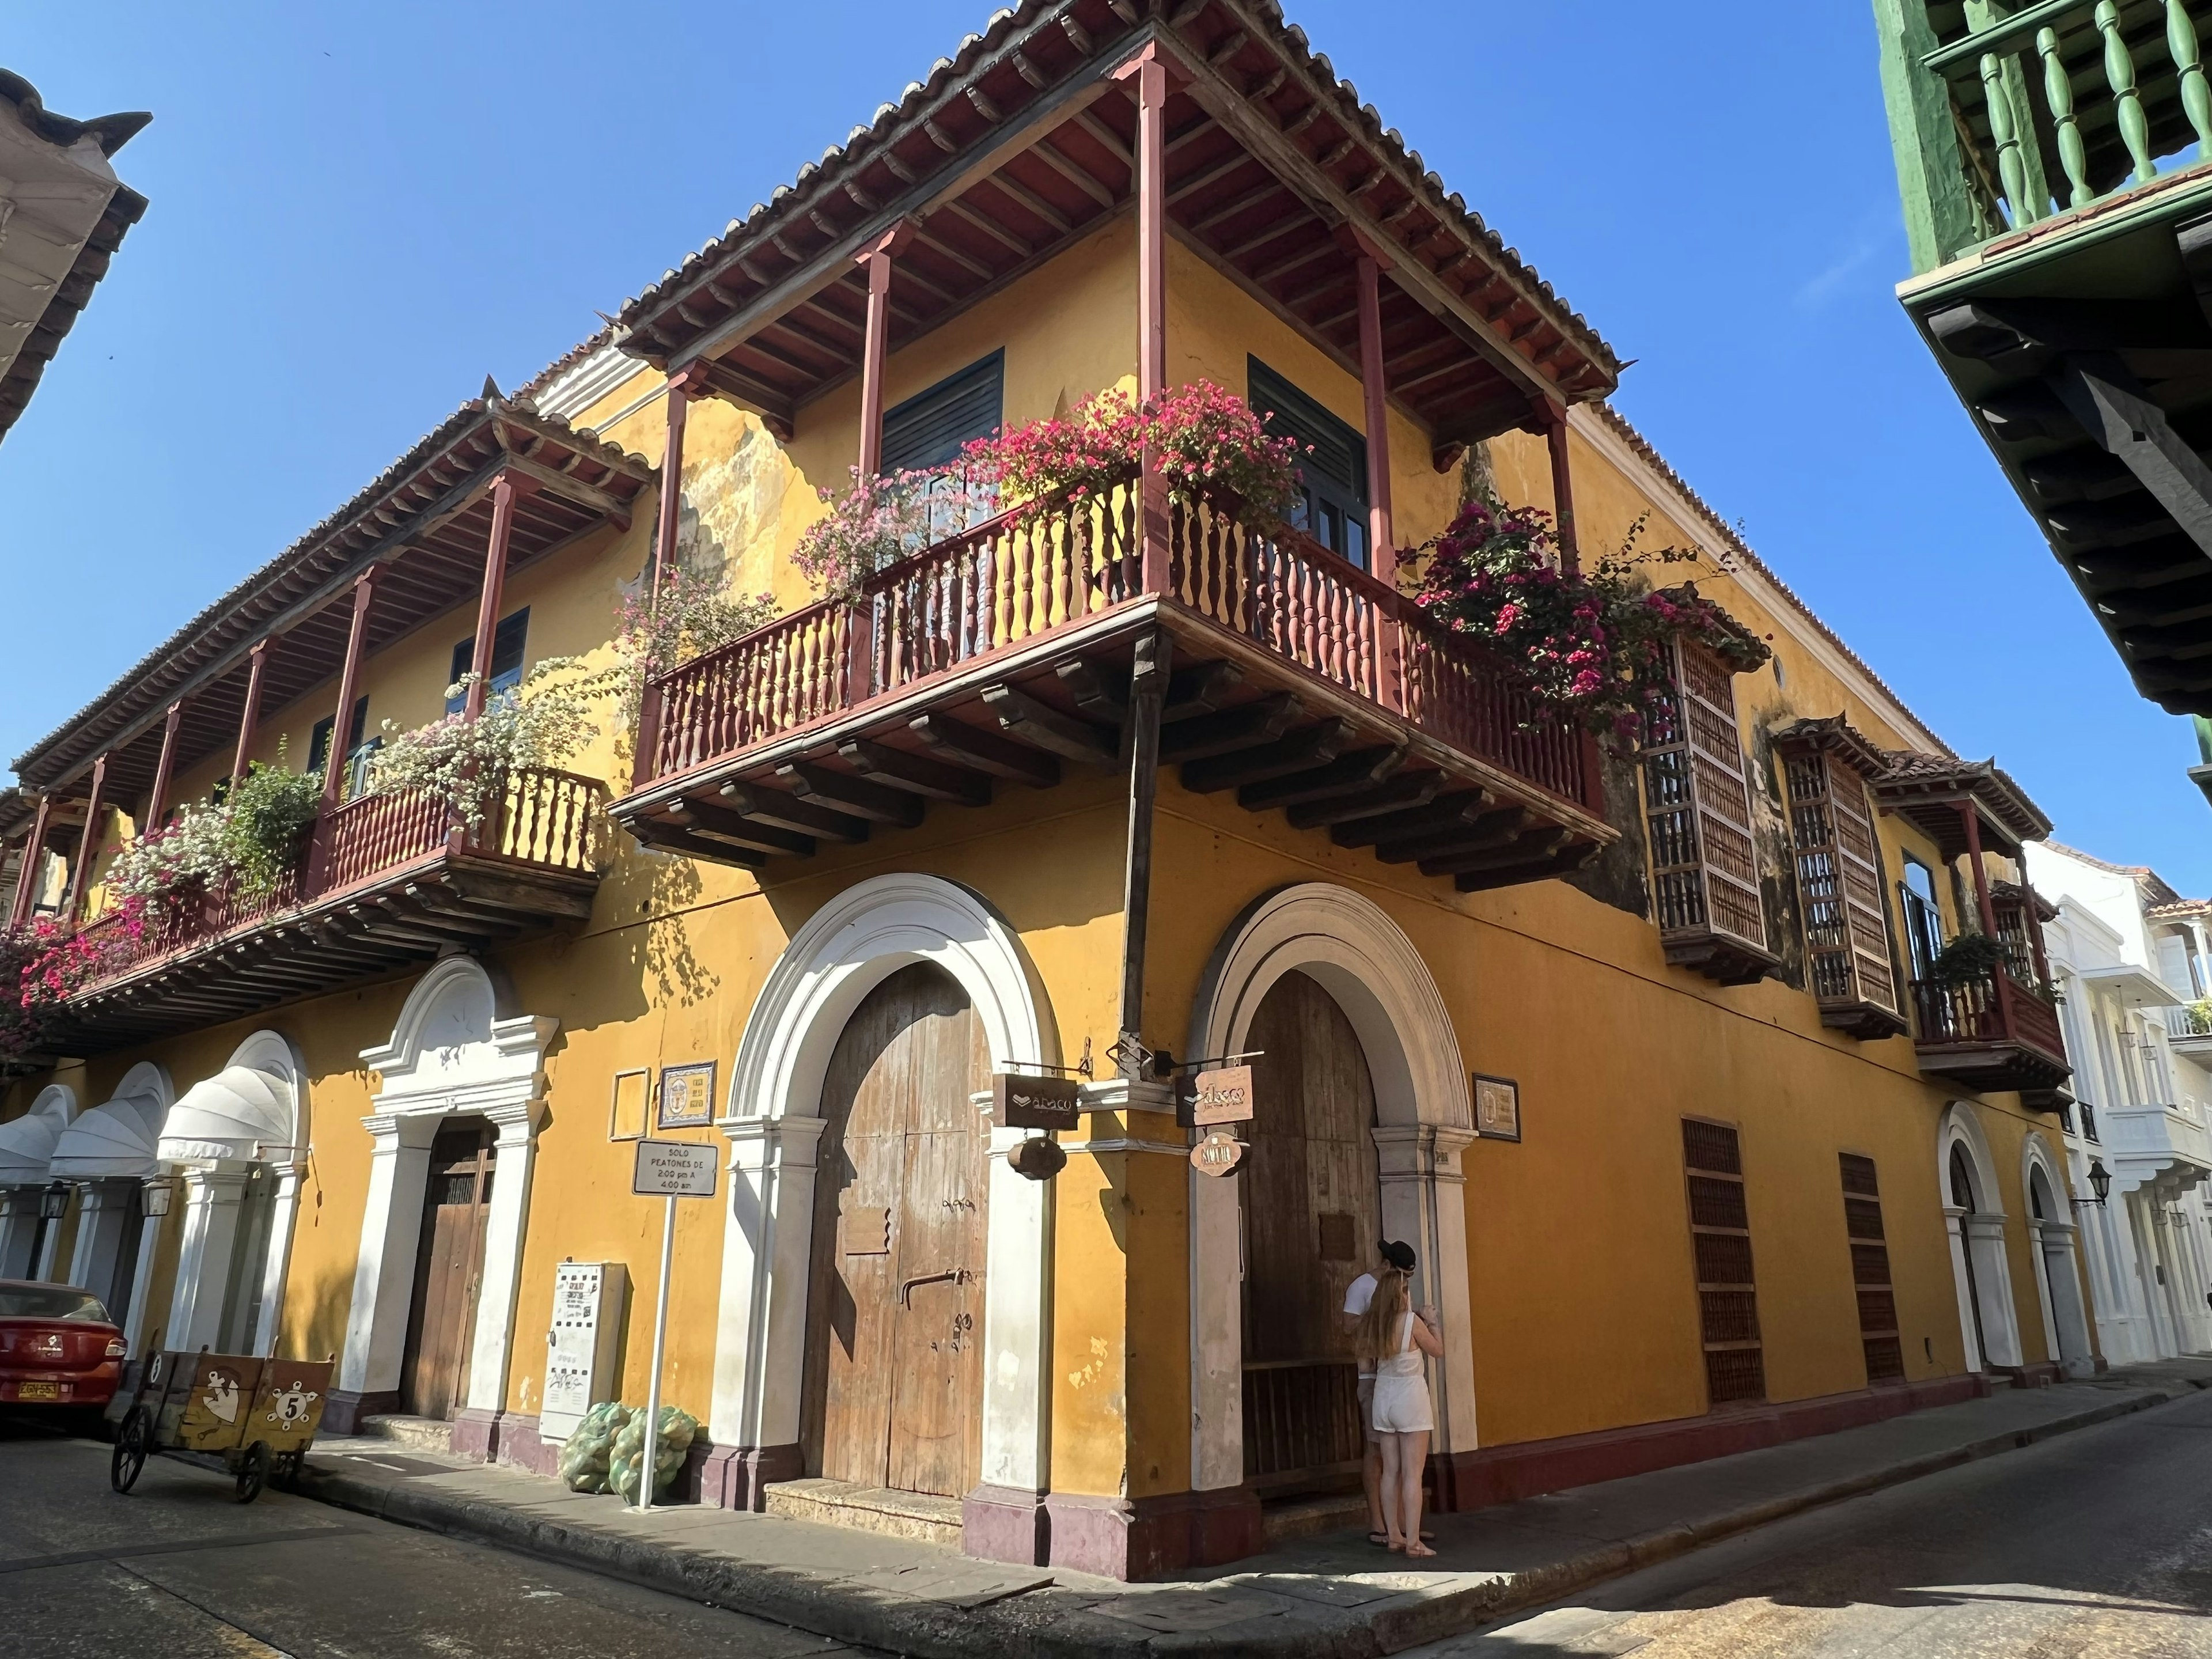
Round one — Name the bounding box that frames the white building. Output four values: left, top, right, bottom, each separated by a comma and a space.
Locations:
2025, 842, 2212, 1365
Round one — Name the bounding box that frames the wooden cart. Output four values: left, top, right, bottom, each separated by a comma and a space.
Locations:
109, 1350, 333, 1503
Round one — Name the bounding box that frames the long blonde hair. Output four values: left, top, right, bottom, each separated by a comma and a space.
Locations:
1355, 1267, 1411, 1365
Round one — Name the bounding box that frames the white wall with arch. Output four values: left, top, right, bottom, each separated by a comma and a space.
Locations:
1937, 1101, 2025, 1371
0, 1084, 77, 1279
2020, 1132, 2094, 1375
1185, 882, 1479, 1494
52, 1062, 171, 1345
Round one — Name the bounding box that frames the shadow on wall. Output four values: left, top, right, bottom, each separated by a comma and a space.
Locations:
286, 1257, 359, 1368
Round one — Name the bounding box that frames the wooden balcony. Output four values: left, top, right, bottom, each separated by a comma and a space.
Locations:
48, 768, 608, 1051
616, 488, 1612, 892
1909, 968, 2072, 1103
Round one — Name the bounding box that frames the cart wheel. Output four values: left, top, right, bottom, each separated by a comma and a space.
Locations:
234, 1441, 270, 1504
110, 1408, 149, 1495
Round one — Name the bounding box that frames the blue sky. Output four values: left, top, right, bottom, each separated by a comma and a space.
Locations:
6, 1, 2205, 891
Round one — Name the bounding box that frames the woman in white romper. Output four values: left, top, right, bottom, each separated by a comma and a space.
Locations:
1357, 1264, 1444, 1556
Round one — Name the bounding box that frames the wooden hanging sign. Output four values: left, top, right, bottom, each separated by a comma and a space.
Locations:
1188, 1065, 1255, 1127
992, 1071, 1082, 1132
1191, 1130, 1245, 1177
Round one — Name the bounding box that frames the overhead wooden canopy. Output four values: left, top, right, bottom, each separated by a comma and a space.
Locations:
12, 392, 654, 808
618, 0, 1619, 449
1871, 751, 2052, 861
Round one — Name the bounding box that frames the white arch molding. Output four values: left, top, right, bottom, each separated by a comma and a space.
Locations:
160, 1035, 307, 1359
1937, 1102, 2025, 1371
2021, 1133, 2094, 1374
707, 873, 1058, 1551
332, 955, 556, 1445
54, 1062, 171, 1346
0, 1084, 77, 1279
1185, 884, 1479, 1497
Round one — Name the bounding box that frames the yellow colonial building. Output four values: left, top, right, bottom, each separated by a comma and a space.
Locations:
0, 1, 2096, 1580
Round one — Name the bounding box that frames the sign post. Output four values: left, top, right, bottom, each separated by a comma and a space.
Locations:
630, 1139, 718, 1512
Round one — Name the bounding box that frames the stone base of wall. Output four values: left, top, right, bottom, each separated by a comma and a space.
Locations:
322, 1388, 400, 1437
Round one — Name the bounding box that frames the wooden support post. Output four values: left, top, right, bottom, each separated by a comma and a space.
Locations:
651, 365, 709, 612
232, 639, 272, 781
855, 224, 915, 480
1957, 801, 2002, 940
464, 473, 524, 722
146, 702, 184, 830
1119, 630, 1172, 1073
9, 792, 52, 929
2021, 873, 2053, 986
1116, 44, 1181, 596
1539, 400, 1580, 575
319, 571, 379, 815
1341, 227, 1396, 575
66, 754, 109, 925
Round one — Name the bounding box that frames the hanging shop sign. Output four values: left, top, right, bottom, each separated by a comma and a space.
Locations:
1188, 1065, 1255, 1127
1009, 1137, 1069, 1182
992, 1071, 1083, 1132
1191, 1129, 1245, 1177
1473, 1073, 1521, 1142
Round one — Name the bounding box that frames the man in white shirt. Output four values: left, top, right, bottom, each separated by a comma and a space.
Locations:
1343, 1238, 1416, 1544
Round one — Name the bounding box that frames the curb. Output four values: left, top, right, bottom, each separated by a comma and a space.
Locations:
293, 1387, 2181, 1658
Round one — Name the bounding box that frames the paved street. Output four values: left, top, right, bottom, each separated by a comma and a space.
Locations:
1440, 1386, 2212, 1658
0, 1418, 869, 1659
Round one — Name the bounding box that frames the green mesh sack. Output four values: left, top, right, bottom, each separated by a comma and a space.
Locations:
607, 1404, 698, 1503
557, 1400, 631, 1493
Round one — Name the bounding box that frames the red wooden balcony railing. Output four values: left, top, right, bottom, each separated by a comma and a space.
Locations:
638, 485, 1599, 817
69, 766, 606, 995
1910, 968, 2067, 1064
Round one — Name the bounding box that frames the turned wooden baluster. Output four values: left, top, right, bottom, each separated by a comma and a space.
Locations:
2099, 0, 2158, 184
2037, 27, 2094, 207
1979, 52, 2037, 224
2172, 0, 2212, 153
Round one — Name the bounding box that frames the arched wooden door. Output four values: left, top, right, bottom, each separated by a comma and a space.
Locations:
1240, 969, 1382, 1494
402, 1121, 496, 1421
803, 963, 990, 1497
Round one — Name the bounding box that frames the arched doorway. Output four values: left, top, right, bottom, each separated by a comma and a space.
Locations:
2024, 1150, 2093, 1373
51, 1063, 170, 1336
1949, 1146, 1991, 1369
801, 962, 990, 1497
1239, 969, 1381, 1497
1938, 1105, 2022, 1373
399, 1118, 498, 1421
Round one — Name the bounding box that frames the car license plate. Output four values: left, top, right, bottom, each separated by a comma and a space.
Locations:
17, 1381, 61, 1402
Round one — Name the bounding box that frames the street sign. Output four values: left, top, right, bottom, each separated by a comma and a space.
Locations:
1191, 1130, 1245, 1177
993, 1071, 1082, 1131
1189, 1065, 1255, 1126
632, 1139, 718, 1196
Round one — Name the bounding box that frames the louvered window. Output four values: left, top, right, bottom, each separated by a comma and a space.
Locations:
1840, 1154, 1904, 1383
1645, 639, 1770, 979
1782, 748, 1902, 1022
1683, 1119, 1764, 1406
881, 351, 1004, 543
1249, 356, 1370, 570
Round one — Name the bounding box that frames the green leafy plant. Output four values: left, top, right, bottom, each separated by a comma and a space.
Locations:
1928, 931, 2011, 988
221, 746, 323, 897
370, 656, 619, 830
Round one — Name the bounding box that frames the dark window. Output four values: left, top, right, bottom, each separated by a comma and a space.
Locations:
448, 609, 529, 715
1683, 1119, 1764, 1407
309, 696, 377, 802
1249, 356, 1369, 571
1900, 856, 1944, 980
1840, 1154, 1904, 1383
881, 352, 1004, 544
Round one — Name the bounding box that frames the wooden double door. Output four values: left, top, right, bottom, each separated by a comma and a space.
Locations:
402, 1122, 497, 1422
1240, 969, 1384, 1494
803, 963, 990, 1498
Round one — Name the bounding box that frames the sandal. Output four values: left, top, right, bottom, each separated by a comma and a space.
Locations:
1405, 1541, 1437, 1559
1367, 1530, 1391, 1547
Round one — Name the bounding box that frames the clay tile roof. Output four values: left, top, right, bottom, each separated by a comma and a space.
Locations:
1768, 714, 1890, 777
1873, 751, 2052, 845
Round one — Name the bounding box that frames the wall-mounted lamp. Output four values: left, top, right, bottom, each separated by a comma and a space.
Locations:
37, 1182, 69, 1221
139, 1178, 173, 1219
2071, 1159, 2113, 1209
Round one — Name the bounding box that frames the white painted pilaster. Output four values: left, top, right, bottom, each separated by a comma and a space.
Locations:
337, 1115, 438, 1395
66, 1181, 130, 1304
168, 1170, 247, 1353
464, 1104, 544, 1415
249, 1164, 305, 1358
1373, 1122, 1479, 1455
711, 1113, 827, 1450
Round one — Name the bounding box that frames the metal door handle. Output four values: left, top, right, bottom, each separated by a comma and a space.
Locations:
897, 1267, 972, 1307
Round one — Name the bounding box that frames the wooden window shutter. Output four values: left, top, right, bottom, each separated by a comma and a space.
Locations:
1783, 750, 1903, 1018
1839, 1154, 1904, 1383
1682, 1119, 1764, 1406
1645, 638, 1771, 980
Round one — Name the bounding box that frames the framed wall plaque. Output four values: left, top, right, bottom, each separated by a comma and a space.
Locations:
658, 1060, 717, 1130
1473, 1073, 1521, 1142
992, 1072, 1082, 1132
608, 1069, 650, 1142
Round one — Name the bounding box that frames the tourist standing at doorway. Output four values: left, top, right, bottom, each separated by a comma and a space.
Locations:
1344, 1238, 1422, 1546
1357, 1249, 1442, 1558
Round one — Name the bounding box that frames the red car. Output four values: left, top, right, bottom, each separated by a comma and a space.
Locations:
0, 1281, 126, 1419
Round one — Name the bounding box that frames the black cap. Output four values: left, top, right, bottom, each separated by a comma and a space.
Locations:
1378, 1239, 1416, 1272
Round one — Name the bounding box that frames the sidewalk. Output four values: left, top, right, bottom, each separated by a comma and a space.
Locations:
295, 1373, 2211, 1658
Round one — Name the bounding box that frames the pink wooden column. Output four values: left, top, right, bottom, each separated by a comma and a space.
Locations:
8, 792, 52, 929
650, 364, 709, 611
1115, 43, 1181, 596
854, 223, 914, 480
319, 570, 378, 815
232, 639, 272, 781
66, 754, 109, 924
1539, 400, 1580, 575
1342, 227, 1396, 576
146, 701, 184, 830
463, 474, 527, 721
